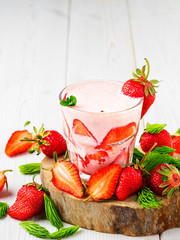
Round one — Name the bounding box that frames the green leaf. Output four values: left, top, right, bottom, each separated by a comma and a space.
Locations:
39, 124, 45, 135
132, 148, 144, 163
43, 131, 50, 138
137, 187, 163, 209
146, 123, 166, 134
136, 68, 142, 76
53, 152, 58, 163
44, 194, 63, 229
60, 95, 77, 107
172, 128, 180, 137
50, 226, 80, 239
19, 163, 41, 175
150, 79, 159, 84
63, 150, 68, 160
141, 151, 180, 172
19, 221, 50, 239
132, 72, 139, 78
24, 121, 31, 127
33, 126, 38, 134
0, 202, 8, 218
149, 85, 155, 96
153, 146, 176, 154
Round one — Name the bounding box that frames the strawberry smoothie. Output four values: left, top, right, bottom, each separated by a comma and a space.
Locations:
60, 81, 143, 175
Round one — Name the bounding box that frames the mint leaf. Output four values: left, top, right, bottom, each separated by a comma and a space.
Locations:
60, 95, 77, 107
0, 202, 8, 218
19, 163, 41, 175
44, 194, 63, 229
50, 226, 80, 239
146, 123, 166, 134
19, 221, 50, 239
137, 187, 163, 209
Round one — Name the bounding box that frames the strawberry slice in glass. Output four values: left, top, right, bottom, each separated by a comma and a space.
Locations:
97, 122, 136, 151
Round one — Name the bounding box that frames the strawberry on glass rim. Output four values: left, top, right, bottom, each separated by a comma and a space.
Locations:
122, 58, 160, 119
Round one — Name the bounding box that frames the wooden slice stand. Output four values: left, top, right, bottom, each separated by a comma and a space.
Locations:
41, 154, 180, 237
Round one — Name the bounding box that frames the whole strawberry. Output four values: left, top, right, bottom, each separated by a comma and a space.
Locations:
149, 163, 180, 198
0, 170, 12, 192
172, 128, 180, 154
122, 58, 160, 119
8, 182, 46, 220
140, 123, 173, 155
116, 166, 143, 200
25, 124, 67, 158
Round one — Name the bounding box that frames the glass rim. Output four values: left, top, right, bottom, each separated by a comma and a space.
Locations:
59, 80, 143, 115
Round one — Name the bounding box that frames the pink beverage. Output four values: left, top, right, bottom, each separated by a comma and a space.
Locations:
59, 81, 143, 175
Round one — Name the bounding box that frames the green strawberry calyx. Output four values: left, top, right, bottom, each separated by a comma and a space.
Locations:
132, 58, 160, 97
21, 124, 50, 155
172, 128, 180, 137
158, 164, 180, 199
146, 123, 167, 134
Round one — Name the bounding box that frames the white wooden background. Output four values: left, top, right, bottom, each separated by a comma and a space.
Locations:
0, 0, 180, 239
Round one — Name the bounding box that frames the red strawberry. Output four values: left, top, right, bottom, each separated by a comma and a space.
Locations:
172, 128, 180, 154
116, 166, 143, 200
73, 119, 97, 142
97, 122, 136, 151
8, 183, 46, 220
52, 160, 83, 198
122, 58, 160, 119
25, 125, 67, 158
0, 170, 12, 192
87, 164, 122, 201
149, 163, 180, 198
5, 130, 33, 157
140, 123, 173, 155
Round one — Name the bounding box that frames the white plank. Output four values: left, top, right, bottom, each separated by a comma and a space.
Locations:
128, 0, 180, 134
0, 0, 68, 240
128, 0, 180, 239
66, 0, 136, 84
160, 228, 180, 240
66, 0, 144, 142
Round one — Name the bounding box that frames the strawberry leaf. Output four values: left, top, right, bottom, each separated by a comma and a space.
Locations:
172, 128, 180, 137
153, 146, 176, 154
150, 79, 159, 84
0, 202, 8, 218
146, 123, 166, 134
136, 68, 142, 76
137, 187, 163, 209
50, 226, 80, 239
24, 121, 31, 127
44, 194, 63, 229
19, 163, 41, 175
19, 221, 50, 238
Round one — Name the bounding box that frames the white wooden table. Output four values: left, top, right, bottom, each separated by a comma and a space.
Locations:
0, 0, 180, 239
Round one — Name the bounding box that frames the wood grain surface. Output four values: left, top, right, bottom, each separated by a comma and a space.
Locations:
41, 155, 180, 237
0, 0, 180, 240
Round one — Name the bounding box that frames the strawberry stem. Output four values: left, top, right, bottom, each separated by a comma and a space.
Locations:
83, 195, 92, 203
1, 170, 13, 174
144, 58, 150, 80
